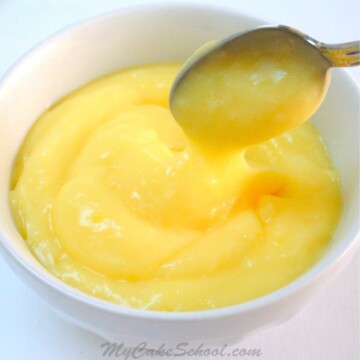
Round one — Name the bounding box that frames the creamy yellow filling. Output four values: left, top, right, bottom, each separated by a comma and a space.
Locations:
9, 63, 341, 311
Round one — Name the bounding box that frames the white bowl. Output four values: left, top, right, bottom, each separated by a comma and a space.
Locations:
0, 2, 359, 345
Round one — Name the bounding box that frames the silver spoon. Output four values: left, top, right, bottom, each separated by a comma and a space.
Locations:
170, 25, 359, 148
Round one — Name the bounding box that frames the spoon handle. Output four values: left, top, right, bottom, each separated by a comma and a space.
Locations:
319, 41, 360, 67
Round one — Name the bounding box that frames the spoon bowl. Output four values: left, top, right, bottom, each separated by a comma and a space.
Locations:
170, 26, 360, 149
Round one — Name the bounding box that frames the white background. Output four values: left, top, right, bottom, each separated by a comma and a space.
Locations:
0, 1, 359, 359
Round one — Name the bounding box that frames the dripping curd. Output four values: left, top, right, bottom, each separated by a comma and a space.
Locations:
9, 58, 341, 310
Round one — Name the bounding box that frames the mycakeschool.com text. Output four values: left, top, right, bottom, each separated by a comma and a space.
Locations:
100, 342, 263, 358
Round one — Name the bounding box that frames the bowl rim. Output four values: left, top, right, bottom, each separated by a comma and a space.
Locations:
0, 0, 359, 322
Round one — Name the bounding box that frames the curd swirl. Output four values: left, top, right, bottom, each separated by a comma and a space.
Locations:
9, 63, 341, 310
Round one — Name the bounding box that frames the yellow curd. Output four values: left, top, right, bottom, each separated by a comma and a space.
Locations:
9, 63, 341, 311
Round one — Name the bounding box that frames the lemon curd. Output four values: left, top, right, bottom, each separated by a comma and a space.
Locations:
9, 63, 341, 311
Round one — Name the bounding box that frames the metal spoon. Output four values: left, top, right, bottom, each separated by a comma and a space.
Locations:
170, 25, 359, 148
